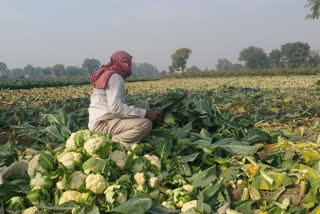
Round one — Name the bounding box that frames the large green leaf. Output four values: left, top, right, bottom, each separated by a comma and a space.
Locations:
111, 194, 152, 214
188, 165, 217, 188
155, 141, 172, 162
243, 128, 271, 144
82, 156, 108, 175
45, 125, 65, 142
179, 153, 199, 163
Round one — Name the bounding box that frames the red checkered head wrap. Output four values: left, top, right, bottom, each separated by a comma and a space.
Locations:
90, 51, 133, 88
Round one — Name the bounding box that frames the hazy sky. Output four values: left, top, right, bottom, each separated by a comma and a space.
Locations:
0, 0, 319, 71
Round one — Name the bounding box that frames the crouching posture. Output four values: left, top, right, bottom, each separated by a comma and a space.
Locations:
88, 51, 161, 145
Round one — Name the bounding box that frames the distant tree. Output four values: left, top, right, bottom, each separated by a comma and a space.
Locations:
280, 42, 311, 68
51, 64, 65, 77
168, 66, 174, 73
0, 62, 8, 78
82, 58, 101, 74
305, 0, 320, 19
309, 51, 320, 68
10, 68, 24, 78
132, 62, 159, 76
186, 65, 201, 72
171, 48, 192, 72
269, 49, 283, 68
239, 46, 269, 69
231, 63, 244, 70
24, 65, 36, 78
66, 66, 84, 76
41, 67, 52, 76
216, 59, 233, 71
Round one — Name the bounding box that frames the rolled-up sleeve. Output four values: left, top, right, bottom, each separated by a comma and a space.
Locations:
106, 74, 146, 118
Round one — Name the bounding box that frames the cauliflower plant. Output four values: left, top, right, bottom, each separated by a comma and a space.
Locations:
144, 154, 161, 170
110, 150, 128, 169
86, 174, 107, 194
70, 171, 85, 190
148, 176, 160, 188
104, 184, 128, 205
30, 172, 52, 189
22, 206, 39, 214
66, 130, 91, 150
58, 190, 82, 205
56, 179, 64, 190
84, 136, 104, 155
181, 200, 212, 214
66, 132, 78, 150
57, 151, 82, 171
134, 172, 145, 186
27, 152, 54, 177
183, 184, 194, 193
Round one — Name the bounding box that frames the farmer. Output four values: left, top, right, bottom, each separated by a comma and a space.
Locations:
88, 51, 161, 146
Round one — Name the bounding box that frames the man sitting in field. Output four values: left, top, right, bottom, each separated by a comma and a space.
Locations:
88, 51, 161, 146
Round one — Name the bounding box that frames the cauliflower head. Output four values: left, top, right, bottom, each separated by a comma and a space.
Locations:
84, 135, 109, 157
110, 150, 128, 169
30, 172, 52, 189
22, 206, 39, 214
58, 190, 82, 205
66, 130, 91, 150
148, 176, 160, 188
117, 192, 127, 204
27, 152, 54, 177
134, 172, 146, 186
57, 151, 82, 171
56, 179, 64, 190
183, 184, 194, 193
144, 154, 161, 170
181, 200, 212, 214
70, 171, 85, 190
86, 174, 107, 194
66, 132, 77, 150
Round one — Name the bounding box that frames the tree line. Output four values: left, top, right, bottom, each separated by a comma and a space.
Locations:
0, 59, 159, 79
170, 42, 320, 73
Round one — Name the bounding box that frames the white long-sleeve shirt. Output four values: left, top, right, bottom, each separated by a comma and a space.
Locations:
88, 74, 147, 131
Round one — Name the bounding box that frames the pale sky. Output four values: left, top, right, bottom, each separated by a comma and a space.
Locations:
0, 0, 319, 71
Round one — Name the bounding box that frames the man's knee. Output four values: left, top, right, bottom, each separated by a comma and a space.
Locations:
137, 118, 152, 134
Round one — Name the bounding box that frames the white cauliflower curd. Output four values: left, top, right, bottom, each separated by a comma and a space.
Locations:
57, 152, 82, 170
181, 200, 212, 214
66, 130, 91, 150
84, 136, 105, 156
134, 172, 146, 186
58, 190, 82, 205
22, 206, 39, 214
183, 184, 194, 193
144, 154, 161, 170
66, 132, 77, 150
85, 174, 107, 194
110, 150, 128, 169
70, 171, 85, 190
148, 176, 160, 188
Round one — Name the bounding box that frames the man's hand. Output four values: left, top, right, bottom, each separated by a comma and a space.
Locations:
145, 110, 162, 122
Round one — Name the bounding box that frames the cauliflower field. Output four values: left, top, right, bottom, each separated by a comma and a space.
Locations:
0, 76, 320, 214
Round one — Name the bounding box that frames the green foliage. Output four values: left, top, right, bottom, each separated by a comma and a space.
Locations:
164, 68, 320, 78
306, 0, 320, 19
269, 49, 282, 68
82, 58, 101, 75
0, 76, 160, 90
280, 42, 311, 68
186, 65, 201, 72
239, 46, 270, 69
171, 48, 192, 72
